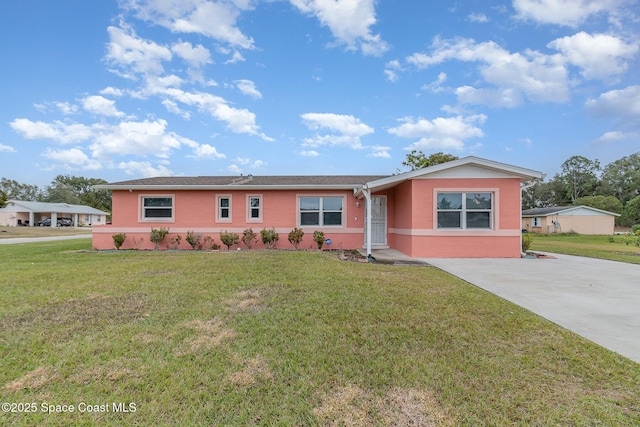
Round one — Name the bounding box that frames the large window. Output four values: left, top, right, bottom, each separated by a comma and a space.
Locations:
437, 192, 492, 229
218, 196, 231, 221
142, 196, 173, 220
248, 195, 262, 221
299, 196, 343, 226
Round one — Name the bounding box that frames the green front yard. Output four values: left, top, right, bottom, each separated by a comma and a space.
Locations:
1, 240, 639, 426
529, 232, 640, 264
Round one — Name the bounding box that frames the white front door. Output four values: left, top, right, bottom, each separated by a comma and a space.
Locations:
366, 196, 387, 245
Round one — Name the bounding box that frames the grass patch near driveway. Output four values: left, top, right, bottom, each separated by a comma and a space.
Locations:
1, 240, 639, 426
529, 233, 640, 264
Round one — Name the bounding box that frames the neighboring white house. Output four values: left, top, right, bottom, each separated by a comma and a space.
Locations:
0, 200, 109, 227
522, 206, 620, 235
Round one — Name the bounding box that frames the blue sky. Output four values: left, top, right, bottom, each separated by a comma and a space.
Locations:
1, 0, 639, 187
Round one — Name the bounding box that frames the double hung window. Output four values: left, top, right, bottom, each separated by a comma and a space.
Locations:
248, 196, 262, 221
437, 192, 492, 229
141, 196, 173, 220
299, 196, 343, 226
218, 196, 231, 221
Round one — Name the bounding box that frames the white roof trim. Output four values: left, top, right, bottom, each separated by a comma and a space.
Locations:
524, 206, 621, 217
355, 156, 544, 197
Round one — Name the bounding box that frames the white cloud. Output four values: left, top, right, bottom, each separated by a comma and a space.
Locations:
151, 87, 273, 140
384, 60, 403, 82
301, 113, 374, 149
171, 41, 212, 68
82, 95, 125, 117
99, 87, 124, 97
547, 32, 638, 80
124, 0, 255, 49
290, 0, 389, 56
368, 145, 391, 158
118, 160, 174, 177
89, 119, 197, 159
0, 143, 16, 153
594, 130, 635, 143
235, 79, 262, 99
191, 143, 226, 159
299, 150, 319, 157
55, 102, 79, 115
43, 148, 102, 170
406, 37, 569, 106
585, 85, 640, 121
468, 12, 489, 23
224, 51, 246, 64
10, 119, 93, 144
513, 0, 624, 27
105, 25, 172, 78
421, 72, 447, 93
388, 115, 486, 152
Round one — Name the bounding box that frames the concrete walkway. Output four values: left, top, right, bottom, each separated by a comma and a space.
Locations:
424, 253, 640, 364
0, 234, 92, 244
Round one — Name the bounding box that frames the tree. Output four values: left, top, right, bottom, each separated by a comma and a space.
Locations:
522, 176, 572, 209
0, 178, 42, 201
402, 150, 458, 171
598, 153, 640, 205
0, 189, 7, 208
44, 175, 111, 212
559, 155, 600, 203
621, 195, 640, 227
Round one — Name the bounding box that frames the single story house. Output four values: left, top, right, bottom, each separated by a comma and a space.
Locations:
0, 200, 109, 227
93, 156, 543, 258
522, 206, 620, 235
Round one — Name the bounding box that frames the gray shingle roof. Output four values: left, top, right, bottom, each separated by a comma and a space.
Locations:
3, 200, 109, 215
522, 207, 572, 216
100, 175, 389, 189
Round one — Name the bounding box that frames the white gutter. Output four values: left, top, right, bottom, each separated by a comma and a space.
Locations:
362, 185, 372, 257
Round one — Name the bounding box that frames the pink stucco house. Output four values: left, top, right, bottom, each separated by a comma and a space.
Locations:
92, 156, 543, 257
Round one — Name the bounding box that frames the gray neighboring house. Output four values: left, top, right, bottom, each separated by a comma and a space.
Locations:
0, 200, 109, 227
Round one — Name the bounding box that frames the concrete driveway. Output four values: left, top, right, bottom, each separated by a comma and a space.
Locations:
423, 253, 640, 364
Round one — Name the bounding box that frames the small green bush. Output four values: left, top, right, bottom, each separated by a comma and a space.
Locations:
288, 227, 304, 249
150, 227, 169, 250
112, 233, 126, 250
242, 228, 258, 250
261, 227, 279, 249
632, 224, 640, 234
220, 230, 239, 250
186, 230, 202, 250
313, 230, 325, 250
521, 233, 533, 253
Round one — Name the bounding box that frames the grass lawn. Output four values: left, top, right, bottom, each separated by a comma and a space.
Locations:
1, 240, 639, 426
0, 226, 92, 239
529, 232, 640, 264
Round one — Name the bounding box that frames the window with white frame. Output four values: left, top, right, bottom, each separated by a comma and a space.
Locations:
141, 196, 173, 220
248, 196, 262, 221
437, 192, 492, 229
532, 217, 541, 227
218, 196, 231, 221
299, 196, 343, 226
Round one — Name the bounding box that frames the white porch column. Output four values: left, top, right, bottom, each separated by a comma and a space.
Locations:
363, 187, 372, 257
29, 212, 35, 227
73, 213, 79, 227
51, 212, 57, 228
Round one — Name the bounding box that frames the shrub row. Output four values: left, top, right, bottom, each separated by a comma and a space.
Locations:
112, 227, 327, 251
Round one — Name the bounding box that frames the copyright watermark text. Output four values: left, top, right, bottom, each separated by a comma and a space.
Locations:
2, 402, 136, 414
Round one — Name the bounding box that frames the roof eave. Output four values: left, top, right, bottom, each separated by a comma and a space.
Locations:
96, 184, 363, 191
